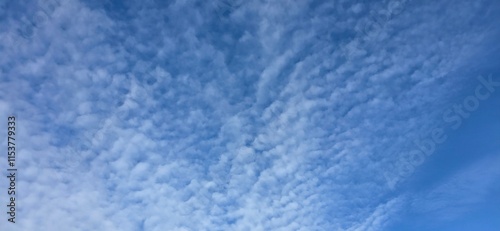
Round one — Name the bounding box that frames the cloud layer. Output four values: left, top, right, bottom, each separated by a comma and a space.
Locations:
1, 0, 499, 230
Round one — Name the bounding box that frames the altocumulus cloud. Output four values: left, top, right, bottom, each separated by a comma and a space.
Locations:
0, 0, 499, 230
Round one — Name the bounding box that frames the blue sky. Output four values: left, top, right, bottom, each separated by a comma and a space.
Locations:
1, 0, 500, 230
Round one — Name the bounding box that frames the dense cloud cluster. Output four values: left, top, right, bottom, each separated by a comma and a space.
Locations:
0, 0, 499, 230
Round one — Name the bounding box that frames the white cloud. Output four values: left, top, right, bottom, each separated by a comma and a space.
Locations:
0, 0, 498, 230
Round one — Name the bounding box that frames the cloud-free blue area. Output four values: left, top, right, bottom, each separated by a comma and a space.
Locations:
388, 75, 500, 230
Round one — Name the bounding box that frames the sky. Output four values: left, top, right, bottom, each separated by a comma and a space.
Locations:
0, 0, 499, 230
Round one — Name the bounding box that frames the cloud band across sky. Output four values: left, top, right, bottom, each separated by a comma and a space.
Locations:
0, 0, 499, 230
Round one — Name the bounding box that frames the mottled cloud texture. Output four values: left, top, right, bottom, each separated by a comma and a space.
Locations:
0, 0, 499, 230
